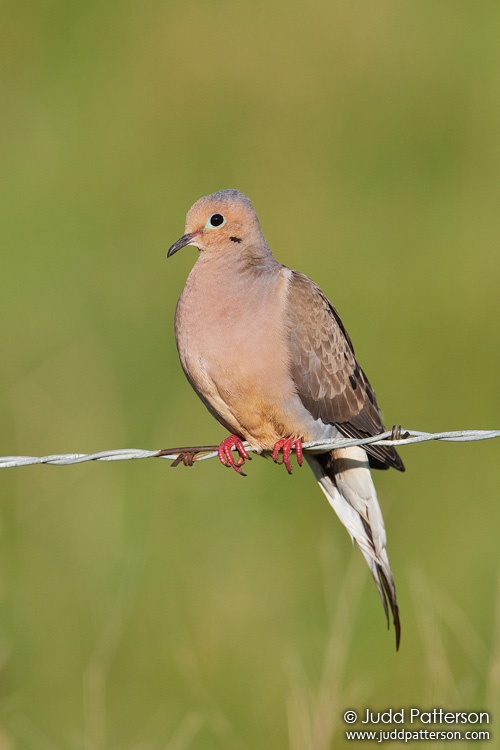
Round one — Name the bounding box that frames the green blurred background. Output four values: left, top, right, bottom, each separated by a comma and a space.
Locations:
1, 1, 500, 748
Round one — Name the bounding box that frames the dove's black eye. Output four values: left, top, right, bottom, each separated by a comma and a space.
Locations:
208, 213, 225, 227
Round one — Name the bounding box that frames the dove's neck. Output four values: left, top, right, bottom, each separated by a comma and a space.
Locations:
181, 244, 285, 322
194, 241, 280, 281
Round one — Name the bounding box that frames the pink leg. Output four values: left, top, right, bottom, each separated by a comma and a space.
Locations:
218, 434, 250, 474
272, 438, 303, 474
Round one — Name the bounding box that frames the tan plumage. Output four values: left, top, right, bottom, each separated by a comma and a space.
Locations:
168, 189, 404, 648
287, 271, 404, 472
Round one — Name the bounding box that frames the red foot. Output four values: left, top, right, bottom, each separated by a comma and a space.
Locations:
272, 438, 303, 474
218, 434, 250, 474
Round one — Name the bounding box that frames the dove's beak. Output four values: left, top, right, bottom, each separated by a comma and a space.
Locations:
167, 231, 202, 258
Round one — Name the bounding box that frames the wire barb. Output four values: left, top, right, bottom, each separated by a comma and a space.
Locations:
0, 428, 499, 470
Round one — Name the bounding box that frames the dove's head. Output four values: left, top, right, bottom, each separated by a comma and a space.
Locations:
168, 189, 271, 261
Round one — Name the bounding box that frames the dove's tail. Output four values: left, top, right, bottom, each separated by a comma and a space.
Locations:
305, 445, 401, 649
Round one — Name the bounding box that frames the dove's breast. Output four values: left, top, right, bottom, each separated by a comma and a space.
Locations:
174, 257, 324, 449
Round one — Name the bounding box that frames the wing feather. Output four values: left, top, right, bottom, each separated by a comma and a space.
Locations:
286, 271, 404, 472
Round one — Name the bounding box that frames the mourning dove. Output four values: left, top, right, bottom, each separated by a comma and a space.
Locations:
168, 189, 405, 648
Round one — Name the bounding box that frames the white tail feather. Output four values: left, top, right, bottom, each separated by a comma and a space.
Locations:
305, 446, 400, 648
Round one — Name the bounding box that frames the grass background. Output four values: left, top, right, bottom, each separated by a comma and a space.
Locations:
1, 1, 500, 747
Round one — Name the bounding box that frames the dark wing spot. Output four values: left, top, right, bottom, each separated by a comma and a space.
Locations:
230, 236, 242, 243
365, 384, 375, 404
349, 374, 357, 390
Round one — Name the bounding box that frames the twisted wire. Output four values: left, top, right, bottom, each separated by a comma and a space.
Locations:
1, 429, 499, 469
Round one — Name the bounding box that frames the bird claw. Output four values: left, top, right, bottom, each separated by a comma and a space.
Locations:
218, 435, 251, 475
272, 438, 303, 474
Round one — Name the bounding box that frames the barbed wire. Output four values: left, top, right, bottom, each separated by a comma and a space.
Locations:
0, 428, 499, 470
